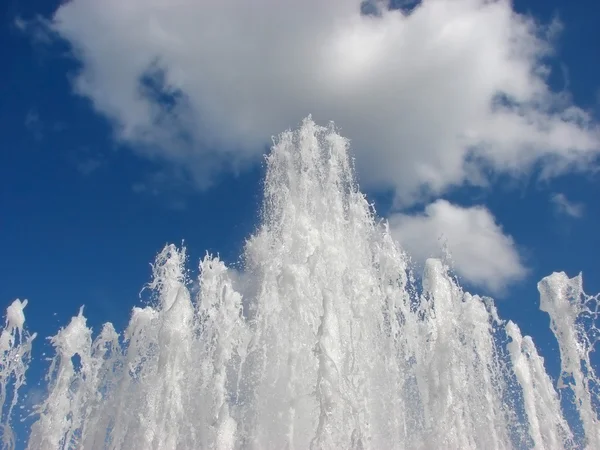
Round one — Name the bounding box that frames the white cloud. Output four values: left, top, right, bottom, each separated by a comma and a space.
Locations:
551, 193, 584, 218
15, 16, 54, 45
388, 200, 527, 294
45, 0, 599, 202
25, 109, 43, 141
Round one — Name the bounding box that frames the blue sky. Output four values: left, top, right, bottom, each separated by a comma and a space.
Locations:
1, 0, 599, 443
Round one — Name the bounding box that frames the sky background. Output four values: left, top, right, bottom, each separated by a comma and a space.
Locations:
1, 0, 599, 444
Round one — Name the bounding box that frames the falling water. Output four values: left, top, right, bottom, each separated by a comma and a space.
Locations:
1, 117, 599, 449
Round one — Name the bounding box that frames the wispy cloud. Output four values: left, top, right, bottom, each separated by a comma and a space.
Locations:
24, 108, 67, 142
14, 16, 54, 45
131, 171, 190, 211
25, 109, 43, 141
551, 193, 584, 218
76, 158, 104, 176
65, 145, 106, 176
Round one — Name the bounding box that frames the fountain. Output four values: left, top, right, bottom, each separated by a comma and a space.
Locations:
1, 117, 598, 449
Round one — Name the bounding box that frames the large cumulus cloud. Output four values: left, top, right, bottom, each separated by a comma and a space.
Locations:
47, 0, 599, 201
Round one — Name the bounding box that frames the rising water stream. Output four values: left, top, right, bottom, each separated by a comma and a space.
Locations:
1, 118, 599, 449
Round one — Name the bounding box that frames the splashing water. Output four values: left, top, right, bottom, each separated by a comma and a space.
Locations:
0, 300, 36, 450
1, 117, 599, 449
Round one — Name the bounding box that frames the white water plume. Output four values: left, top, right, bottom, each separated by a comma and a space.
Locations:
0, 300, 36, 450
1, 117, 599, 449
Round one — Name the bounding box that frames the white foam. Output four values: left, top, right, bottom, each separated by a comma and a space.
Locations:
0, 118, 597, 449
0, 300, 36, 450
